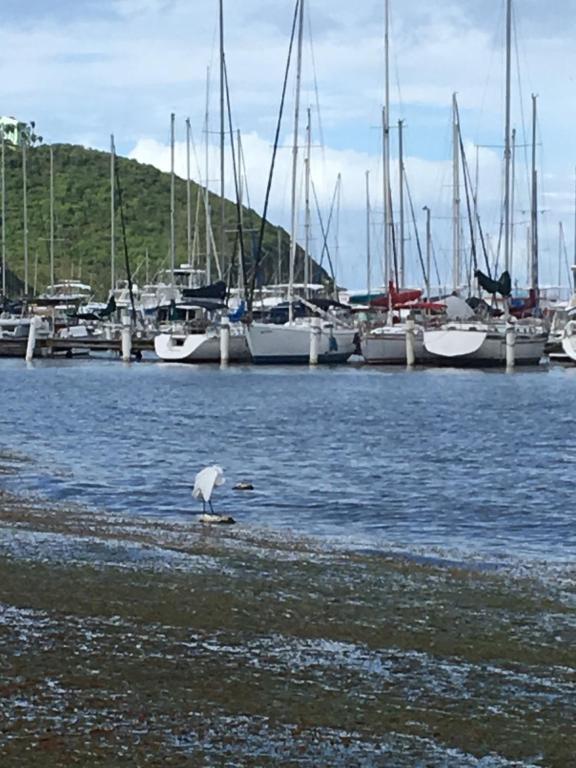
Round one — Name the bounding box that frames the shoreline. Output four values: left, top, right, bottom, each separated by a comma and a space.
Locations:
1, 478, 575, 766
1, 447, 573, 584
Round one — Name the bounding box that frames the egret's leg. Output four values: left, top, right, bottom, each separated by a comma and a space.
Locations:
209, 500, 215, 514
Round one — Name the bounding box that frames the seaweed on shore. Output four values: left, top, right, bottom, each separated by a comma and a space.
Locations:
0, 489, 574, 767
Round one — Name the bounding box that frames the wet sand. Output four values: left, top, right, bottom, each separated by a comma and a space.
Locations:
0, 459, 575, 766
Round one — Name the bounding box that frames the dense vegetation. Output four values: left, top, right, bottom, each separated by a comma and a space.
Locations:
0, 143, 329, 300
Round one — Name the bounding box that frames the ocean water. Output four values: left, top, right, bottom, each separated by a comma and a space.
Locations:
1, 358, 574, 567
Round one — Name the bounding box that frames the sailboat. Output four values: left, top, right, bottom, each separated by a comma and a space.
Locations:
153, 277, 250, 362
245, 0, 356, 365
153, 3, 251, 364
361, 288, 441, 364
419, 1, 546, 367
359, 0, 429, 366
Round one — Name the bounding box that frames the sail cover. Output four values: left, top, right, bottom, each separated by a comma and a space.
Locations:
475, 270, 512, 297
424, 329, 487, 358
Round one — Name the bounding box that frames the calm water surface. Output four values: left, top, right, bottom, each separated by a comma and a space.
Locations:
1, 359, 574, 566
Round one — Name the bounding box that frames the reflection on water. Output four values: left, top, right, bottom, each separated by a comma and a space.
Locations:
0, 358, 574, 564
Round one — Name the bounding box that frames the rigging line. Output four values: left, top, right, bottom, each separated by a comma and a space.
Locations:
512, 6, 532, 207
390, 8, 405, 119
239, 133, 252, 212
113, 158, 137, 324
310, 180, 336, 266
237, 128, 259, 288
306, 6, 326, 172
474, 2, 503, 142
461, 142, 492, 277
403, 171, 427, 287
431, 110, 452, 251
429, 239, 442, 292
223, 56, 248, 298
494, 208, 504, 276
188, 121, 205, 190
311, 179, 338, 289
387, 181, 399, 287
247, 0, 300, 314
456, 120, 479, 275
562, 229, 572, 289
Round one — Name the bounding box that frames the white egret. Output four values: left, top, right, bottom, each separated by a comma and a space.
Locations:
192, 465, 225, 513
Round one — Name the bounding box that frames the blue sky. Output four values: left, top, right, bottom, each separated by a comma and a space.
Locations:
1, 0, 575, 289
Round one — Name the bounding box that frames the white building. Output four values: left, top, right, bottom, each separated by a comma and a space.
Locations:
0, 116, 33, 146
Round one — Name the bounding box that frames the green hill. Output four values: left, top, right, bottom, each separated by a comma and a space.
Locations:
0, 143, 331, 300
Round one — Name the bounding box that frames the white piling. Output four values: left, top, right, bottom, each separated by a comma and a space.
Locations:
405, 317, 416, 367
506, 324, 516, 369
309, 317, 321, 365
121, 322, 132, 362
220, 317, 230, 365
25, 317, 39, 362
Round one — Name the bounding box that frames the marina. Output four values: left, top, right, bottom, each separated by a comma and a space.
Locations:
1, 0, 576, 765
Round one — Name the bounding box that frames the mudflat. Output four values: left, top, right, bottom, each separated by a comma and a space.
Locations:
0, 485, 574, 767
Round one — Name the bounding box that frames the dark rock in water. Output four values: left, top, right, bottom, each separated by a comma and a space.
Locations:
198, 514, 235, 525
233, 482, 254, 491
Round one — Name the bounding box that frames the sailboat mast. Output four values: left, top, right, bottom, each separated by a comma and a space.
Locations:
510, 128, 516, 275
1, 128, 6, 297
452, 93, 460, 292
366, 170, 371, 297
530, 93, 539, 295
504, 0, 512, 274
382, 0, 391, 286
110, 134, 115, 293
49, 145, 55, 288
277, 228, 282, 284
334, 173, 341, 293
219, 0, 226, 277
204, 67, 212, 284
22, 133, 29, 296
398, 119, 405, 288
170, 112, 176, 286
423, 205, 431, 300
236, 128, 246, 298
186, 117, 192, 267
288, 0, 305, 323
558, 221, 563, 292
573, 168, 576, 292
304, 106, 311, 298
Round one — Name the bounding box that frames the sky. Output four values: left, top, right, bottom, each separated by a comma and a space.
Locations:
1, 0, 576, 290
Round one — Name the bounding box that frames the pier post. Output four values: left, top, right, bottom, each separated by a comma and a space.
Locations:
121, 321, 132, 362
506, 324, 516, 370
405, 317, 415, 367
25, 317, 39, 362
309, 317, 321, 365
220, 317, 230, 365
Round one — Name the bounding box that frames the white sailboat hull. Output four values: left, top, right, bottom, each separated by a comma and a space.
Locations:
423, 324, 546, 366
362, 326, 428, 365
561, 324, 576, 362
362, 323, 546, 366
246, 322, 356, 364
154, 329, 250, 363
